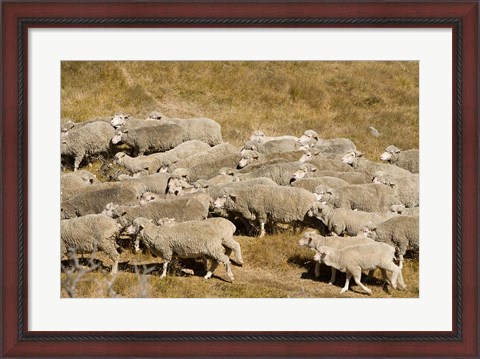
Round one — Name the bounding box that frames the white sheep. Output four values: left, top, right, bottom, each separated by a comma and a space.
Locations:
249, 131, 298, 144
373, 170, 419, 208
236, 162, 318, 186
313, 183, 401, 212
61, 214, 122, 275
314, 243, 406, 294
102, 193, 209, 228
298, 231, 376, 283
237, 150, 303, 169
307, 201, 397, 236
362, 215, 419, 269
111, 122, 187, 156
119, 172, 172, 196
114, 152, 163, 175
61, 181, 147, 219
167, 143, 241, 182
157, 116, 223, 146
296, 169, 372, 184
61, 170, 99, 201
380, 145, 419, 173
291, 177, 350, 192
61, 121, 115, 171
213, 185, 317, 237
241, 139, 301, 154
298, 130, 356, 154
341, 150, 413, 180
127, 217, 240, 281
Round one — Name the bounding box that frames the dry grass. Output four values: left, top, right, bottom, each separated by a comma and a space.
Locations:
61, 61, 419, 298
62, 61, 418, 159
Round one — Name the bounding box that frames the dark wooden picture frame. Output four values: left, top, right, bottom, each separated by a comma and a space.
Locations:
1, 1, 478, 357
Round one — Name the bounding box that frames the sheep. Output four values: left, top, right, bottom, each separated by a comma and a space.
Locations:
314, 242, 406, 294
213, 185, 317, 237
61, 181, 147, 219
110, 112, 167, 130
298, 231, 376, 283
249, 131, 298, 144
150, 140, 211, 167
237, 150, 303, 169
299, 152, 354, 172
294, 169, 371, 184
156, 116, 223, 146
313, 183, 401, 212
380, 145, 419, 173
236, 162, 318, 186
362, 215, 419, 269
102, 195, 209, 228
291, 177, 350, 192
307, 201, 397, 236
61, 117, 111, 135
167, 143, 241, 182
61, 214, 122, 275
298, 130, 356, 154
111, 122, 187, 156
113, 152, 164, 175
241, 139, 302, 154
389, 204, 419, 217
341, 150, 413, 179
373, 170, 419, 208
61, 170, 99, 201
119, 172, 172, 195
126, 217, 239, 281
61, 121, 115, 171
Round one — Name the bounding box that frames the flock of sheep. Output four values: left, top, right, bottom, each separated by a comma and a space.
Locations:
60, 112, 419, 295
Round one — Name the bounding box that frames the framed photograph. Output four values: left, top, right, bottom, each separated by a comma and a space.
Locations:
1, 1, 478, 357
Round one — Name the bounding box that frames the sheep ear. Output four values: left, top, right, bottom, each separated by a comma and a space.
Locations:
354, 150, 363, 157
229, 193, 237, 201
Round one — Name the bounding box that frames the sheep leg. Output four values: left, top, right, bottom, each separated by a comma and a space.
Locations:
351, 266, 372, 295
259, 222, 266, 238
160, 261, 169, 278
382, 262, 405, 290
398, 254, 404, 269
73, 152, 85, 172
204, 261, 218, 280
328, 268, 337, 285
100, 241, 120, 276
340, 272, 351, 293
222, 237, 244, 265
314, 262, 321, 278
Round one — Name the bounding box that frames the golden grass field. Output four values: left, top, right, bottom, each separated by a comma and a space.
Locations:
61, 61, 419, 298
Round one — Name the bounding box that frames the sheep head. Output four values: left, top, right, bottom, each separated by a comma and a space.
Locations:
313, 185, 335, 202
110, 112, 130, 129
238, 150, 260, 168
341, 150, 363, 165
111, 129, 127, 145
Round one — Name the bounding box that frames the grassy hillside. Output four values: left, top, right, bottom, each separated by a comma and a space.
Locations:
61, 61, 418, 159
61, 61, 419, 298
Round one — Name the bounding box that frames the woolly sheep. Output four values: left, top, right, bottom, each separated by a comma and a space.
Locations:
389, 204, 419, 217
314, 183, 401, 212
236, 162, 318, 186
237, 150, 303, 169
157, 116, 223, 146
298, 130, 356, 154
114, 152, 163, 175
380, 145, 419, 173
341, 150, 413, 179
362, 215, 419, 269
61, 170, 99, 201
61, 214, 122, 275
307, 201, 397, 236
373, 170, 419, 208
111, 122, 187, 156
110, 112, 167, 129
127, 217, 239, 281
61, 181, 147, 219
298, 231, 376, 283
297, 169, 372, 184
299, 152, 354, 172
120, 172, 172, 196
102, 195, 208, 228
291, 177, 350, 192
168, 143, 241, 182
249, 131, 298, 144
314, 243, 406, 294
213, 185, 317, 237
150, 140, 212, 167
241, 139, 301, 154
61, 121, 115, 171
